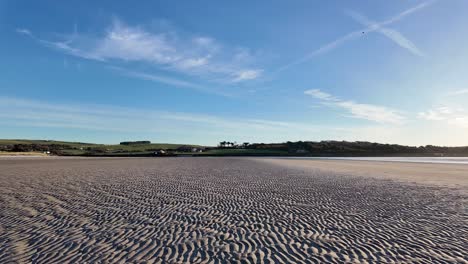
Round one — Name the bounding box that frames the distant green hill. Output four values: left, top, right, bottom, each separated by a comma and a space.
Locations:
1, 139, 468, 157
0, 139, 204, 156
244, 141, 468, 157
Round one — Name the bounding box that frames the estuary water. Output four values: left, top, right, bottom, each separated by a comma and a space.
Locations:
273, 156, 468, 165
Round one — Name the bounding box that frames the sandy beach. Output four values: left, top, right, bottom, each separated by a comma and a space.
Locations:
0, 157, 466, 263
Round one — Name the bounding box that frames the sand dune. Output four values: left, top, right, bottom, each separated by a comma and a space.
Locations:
0, 157, 466, 263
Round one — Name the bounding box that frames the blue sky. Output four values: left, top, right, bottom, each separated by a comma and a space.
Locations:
1, 0, 468, 146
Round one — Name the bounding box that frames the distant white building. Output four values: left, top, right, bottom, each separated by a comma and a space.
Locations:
154, 150, 166, 155
192, 148, 203, 153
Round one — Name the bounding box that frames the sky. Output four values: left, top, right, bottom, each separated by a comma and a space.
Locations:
1, 0, 468, 146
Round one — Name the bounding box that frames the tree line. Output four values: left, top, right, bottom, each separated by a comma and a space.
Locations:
246, 141, 468, 156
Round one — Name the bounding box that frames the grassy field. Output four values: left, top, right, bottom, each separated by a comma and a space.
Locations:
0, 139, 290, 157
199, 148, 288, 156
0, 139, 95, 147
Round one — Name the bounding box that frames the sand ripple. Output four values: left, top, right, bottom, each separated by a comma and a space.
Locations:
0, 157, 466, 263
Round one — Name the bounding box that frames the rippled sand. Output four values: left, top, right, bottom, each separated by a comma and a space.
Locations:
0, 157, 466, 263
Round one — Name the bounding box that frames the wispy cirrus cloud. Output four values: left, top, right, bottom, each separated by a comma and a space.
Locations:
419, 106, 457, 121
419, 106, 468, 128
2, 96, 466, 146
305, 89, 405, 125
16, 28, 33, 36
108, 66, 234, 96
304, 89, 338, 101
4, 96, 428, 145
448, 89, 468, 95
232, 69, 263, 82
16, 19, 262, 87
276, 1, 434, 73
0, 96, 326, 140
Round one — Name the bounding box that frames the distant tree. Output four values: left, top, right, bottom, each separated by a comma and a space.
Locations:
12, 144, 30, 152
242, 142, 250, 148
120, 141, 151, 145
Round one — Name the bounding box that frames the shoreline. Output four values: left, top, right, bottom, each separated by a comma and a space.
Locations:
258, 158, 468, 189
2, 153, 468, 163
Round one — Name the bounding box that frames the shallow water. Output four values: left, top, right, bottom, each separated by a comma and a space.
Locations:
271, 156, 468, 164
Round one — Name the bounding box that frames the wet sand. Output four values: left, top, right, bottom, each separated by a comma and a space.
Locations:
258, 158, 468, 189
0, 157, 466, 263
